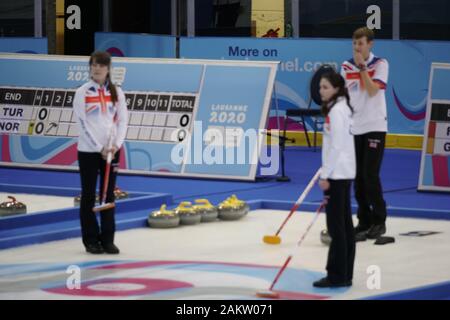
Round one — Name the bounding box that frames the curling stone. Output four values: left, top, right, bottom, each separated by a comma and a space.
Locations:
74, 194, 100, 206
148, 204, 180, 228
217, 194, 249, 221
193, 199, 218, 222
0, 196, 27, 217
320, 229, 332, 246
74, 195, 81, 206
114, 186, 129, 200
175, 201, 202, 225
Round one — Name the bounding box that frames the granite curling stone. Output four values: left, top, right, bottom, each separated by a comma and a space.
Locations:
0, 196, 27, 217
148, 204, 180, 228
114, 186, 129, 200
193, 199, 218, 222
320, 229, 332, 246
217, 194, 249, 221
175, 201, 202, 225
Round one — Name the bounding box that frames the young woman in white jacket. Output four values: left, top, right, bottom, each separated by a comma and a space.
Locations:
73, 51, 128, 255
313, 71, 356, 288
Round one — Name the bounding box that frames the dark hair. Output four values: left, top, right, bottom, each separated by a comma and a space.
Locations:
89, 51, 118, 104
320, 71, 353, 116
352, 26, 374, 42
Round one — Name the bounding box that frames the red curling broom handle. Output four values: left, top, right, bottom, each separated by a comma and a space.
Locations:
268, 201, 326, 291
273, 168, 321, 236
100, 151, 112, 205
269, 255, 292, 291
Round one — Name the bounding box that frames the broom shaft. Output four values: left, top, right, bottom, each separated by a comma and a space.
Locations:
297, 203, 325, 246
100, 152, 112, 204
274, 168, 321, 236
269, 255, 292, 291
270, 201, 325, 291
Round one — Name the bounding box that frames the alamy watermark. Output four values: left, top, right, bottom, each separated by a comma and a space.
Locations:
367, 5, 381, 30
366, 265, 381, 290
66, 265, 81, 290
170, 121, 280, 176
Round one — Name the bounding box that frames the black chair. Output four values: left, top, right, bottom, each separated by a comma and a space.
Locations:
283, 64, 336, 150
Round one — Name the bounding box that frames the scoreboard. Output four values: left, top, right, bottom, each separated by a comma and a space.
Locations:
0, 54, 277, 181
0, 87, 77, 137
0, 87, 195, 143
124, 93, 195, 143
419, 63, 450, 192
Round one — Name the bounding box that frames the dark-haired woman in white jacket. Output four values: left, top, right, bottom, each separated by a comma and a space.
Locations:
73, 51, 128, 255
313, 71, 356, 288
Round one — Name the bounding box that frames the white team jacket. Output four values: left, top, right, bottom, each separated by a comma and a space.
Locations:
340, 52, 389, 135
73, 80, 128, 153
321, 97, 356, 180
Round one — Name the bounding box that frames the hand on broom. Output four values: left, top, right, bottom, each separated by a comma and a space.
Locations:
101, 145, 118, 161
318, 178, 330, 191
93, 144, 117, 213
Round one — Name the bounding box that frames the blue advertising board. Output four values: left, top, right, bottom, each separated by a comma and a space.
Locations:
0, 37, 47, 54
181, 37, 450, 135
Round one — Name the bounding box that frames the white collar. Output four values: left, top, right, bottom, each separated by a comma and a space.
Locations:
365, 52, 375, 64
89, 79, 108, 89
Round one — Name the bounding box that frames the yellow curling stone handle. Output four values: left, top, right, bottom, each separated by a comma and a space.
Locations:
159, 204, 174, 215
194, 199, 214, 209
229, 194, 245, 205
176, 201, 194, 213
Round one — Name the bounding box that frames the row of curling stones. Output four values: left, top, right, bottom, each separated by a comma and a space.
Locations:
148, 195, 249, 228
73, 186, 129, 206
0, 196, 27, 217
148, 200, 215, 228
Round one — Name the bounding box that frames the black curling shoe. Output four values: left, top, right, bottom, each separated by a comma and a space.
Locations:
313, 277, 352, 288
355, 231, 368, 242
367, 224, 386, 239
85, 243, 104, 254
103, 243, 120, 254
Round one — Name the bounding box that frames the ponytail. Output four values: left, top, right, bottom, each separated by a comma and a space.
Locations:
107, 74, 118, 104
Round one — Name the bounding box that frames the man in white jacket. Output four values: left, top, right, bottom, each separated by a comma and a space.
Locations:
340, 27, 388, 241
